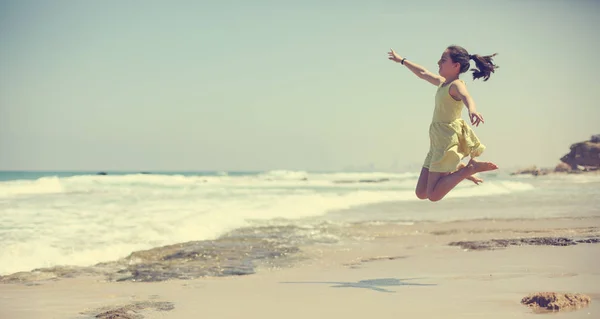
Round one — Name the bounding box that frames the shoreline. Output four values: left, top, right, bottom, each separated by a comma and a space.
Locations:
1, 215, 598, 280
1, 216, 599, 318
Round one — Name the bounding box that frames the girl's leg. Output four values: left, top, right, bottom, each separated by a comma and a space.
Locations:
457, 162, 483, 185
415, 167, 429, 200
426, 159, 498, 202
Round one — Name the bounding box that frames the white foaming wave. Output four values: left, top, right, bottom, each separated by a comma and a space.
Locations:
258, 170, 309, 180
446, 180, 535, 199
0, 240, 144, 276
0, 173, 539, 275
0, 177, 64, 198
540, 173, 600, 184
318, 171, 419, 181
0, 169, 537, 201
174, 189, 413, 242
65, 173, 203, 186
0, 171, 421, 198
0, 170, 536, 201
0, 189, 410, 275
256, 170, 419, 181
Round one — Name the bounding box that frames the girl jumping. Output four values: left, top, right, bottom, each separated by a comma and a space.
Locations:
388, 45, 499, 201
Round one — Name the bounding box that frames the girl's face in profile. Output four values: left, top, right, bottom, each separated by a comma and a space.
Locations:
437, 50, 459, 78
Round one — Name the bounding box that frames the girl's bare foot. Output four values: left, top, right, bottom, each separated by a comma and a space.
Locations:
457, 163, 484, 185
468, 175, 483, 185
466, 158, 498, 175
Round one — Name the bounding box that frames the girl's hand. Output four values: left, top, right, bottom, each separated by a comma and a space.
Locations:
388, 49, 403, 63
469, 111, 485, 127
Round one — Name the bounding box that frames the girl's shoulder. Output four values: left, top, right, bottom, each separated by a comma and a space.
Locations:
448, 79, 468, 101
448, 79, 467, 90
440, 78, 465, 88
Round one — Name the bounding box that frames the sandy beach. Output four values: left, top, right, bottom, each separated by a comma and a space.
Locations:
1, 217, 598, 319
2, 0, 600, 318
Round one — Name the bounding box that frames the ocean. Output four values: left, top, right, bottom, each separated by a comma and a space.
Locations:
1, 170, 599, 280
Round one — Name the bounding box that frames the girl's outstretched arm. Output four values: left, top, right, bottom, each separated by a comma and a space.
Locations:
387, 49, 444, 86
450, 81, 485, 127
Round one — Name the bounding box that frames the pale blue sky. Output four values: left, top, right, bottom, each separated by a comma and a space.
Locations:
1, 0, 598, 172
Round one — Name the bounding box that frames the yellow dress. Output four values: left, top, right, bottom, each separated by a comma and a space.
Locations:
422, 79, 485, 173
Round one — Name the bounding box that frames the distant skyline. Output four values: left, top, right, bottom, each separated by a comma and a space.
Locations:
1, 0, 598, 172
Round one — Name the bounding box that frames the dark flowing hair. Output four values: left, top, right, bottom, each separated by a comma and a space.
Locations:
447, 45, 498, 81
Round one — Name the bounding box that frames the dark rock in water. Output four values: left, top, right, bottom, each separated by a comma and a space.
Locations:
449, 236, 600, 251
560, 138, 600, 169
511, 134, 600, 175
333, 180, 354, 184
0, 236, 301, 283
510, 166, 551, 176
0, 225, 317, 284
359, 178, 390, 183
576, 237, 600, 244
96, 172, 107, 175
554, 162, 572, 172
0, 265, 106, 284
112, 237, 300, 282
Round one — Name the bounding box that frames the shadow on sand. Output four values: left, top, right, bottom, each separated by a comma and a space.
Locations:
280, 277, 436, 293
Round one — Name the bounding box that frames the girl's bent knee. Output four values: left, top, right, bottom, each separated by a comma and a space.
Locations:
415, 190, 428, 200
427, 194, 443, 202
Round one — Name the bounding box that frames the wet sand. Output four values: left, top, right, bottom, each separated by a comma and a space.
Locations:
1, 217, 599, 319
